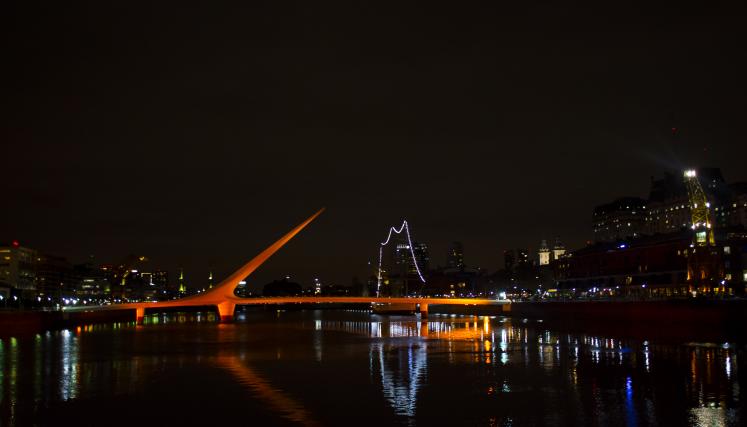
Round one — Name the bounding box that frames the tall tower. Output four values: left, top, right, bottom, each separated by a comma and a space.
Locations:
178, 268, 186, 295
538, 240, 551, 266
208, 270, 214, 289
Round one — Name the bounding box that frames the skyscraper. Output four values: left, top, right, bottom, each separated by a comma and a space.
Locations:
394, 242, 429, 275
447, 242, 464, 270
0, 242, 38, 296
592, 197, 647, 242
412, 242, 429, 274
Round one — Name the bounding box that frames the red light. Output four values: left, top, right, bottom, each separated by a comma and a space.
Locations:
11, 240, 19, 248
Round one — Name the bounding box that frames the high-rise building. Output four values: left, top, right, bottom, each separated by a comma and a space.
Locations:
394, 242, 429, 275
35, 253, 75, 299
75, 263, 111, 301
593, 197, 648, 242
394, 243, 410, 270
646, 172, 697, 235
0, 241, 37, 295
538, 240, 551, 266
447, 242, 464, 270
412, 242, 429, 274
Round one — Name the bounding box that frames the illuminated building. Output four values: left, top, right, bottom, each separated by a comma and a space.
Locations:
35, 253, 75, 300
593, 169, 747, 245
75, 263, 111, 300
447, 242, 464, 270
0, 242, 37, 296
552, 239, 566, 260
646, 168, 733, 235
538, 240, 551, 266
646, 172, 692, 235
593, 197, 647, 242
555, 233, 691, 297
0, 242, 82, 303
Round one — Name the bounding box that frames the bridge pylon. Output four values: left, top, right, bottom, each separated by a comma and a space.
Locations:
419, 303, 428, 318
136, 307, 145, 324
217, 301, 236, 323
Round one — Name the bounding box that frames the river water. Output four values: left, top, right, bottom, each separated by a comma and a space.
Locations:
0, 309, 743, 426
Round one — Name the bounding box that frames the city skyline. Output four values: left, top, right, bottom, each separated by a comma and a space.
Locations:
3, 164, 746, 291
4, 2, 747, 288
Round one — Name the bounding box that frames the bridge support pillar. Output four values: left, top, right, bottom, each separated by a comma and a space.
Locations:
419, 303, 428, 318
217, 301, 235, 323
135, 307, 145, 325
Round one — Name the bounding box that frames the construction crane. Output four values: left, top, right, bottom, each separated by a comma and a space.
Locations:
683, 170, 715, 246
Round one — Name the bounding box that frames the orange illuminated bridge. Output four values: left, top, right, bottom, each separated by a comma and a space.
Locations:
66, 209, 505, 323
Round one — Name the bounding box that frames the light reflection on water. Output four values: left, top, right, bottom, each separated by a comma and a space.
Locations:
0, 310, 744, 426
370, 341, 427, 418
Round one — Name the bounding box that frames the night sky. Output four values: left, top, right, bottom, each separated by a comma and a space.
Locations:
3, 2, 746, 290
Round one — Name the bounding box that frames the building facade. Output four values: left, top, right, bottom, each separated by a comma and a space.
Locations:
447, 242, 464, 270
593, 197, 648, 242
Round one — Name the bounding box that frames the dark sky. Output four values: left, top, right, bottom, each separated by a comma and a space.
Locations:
3, 2, 746, 290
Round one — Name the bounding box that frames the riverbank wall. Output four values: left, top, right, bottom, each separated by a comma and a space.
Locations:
0, 309, 135, 336
433, 299, 747, 324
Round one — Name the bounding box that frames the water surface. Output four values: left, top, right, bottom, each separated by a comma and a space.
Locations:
0, 309, 743, 426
